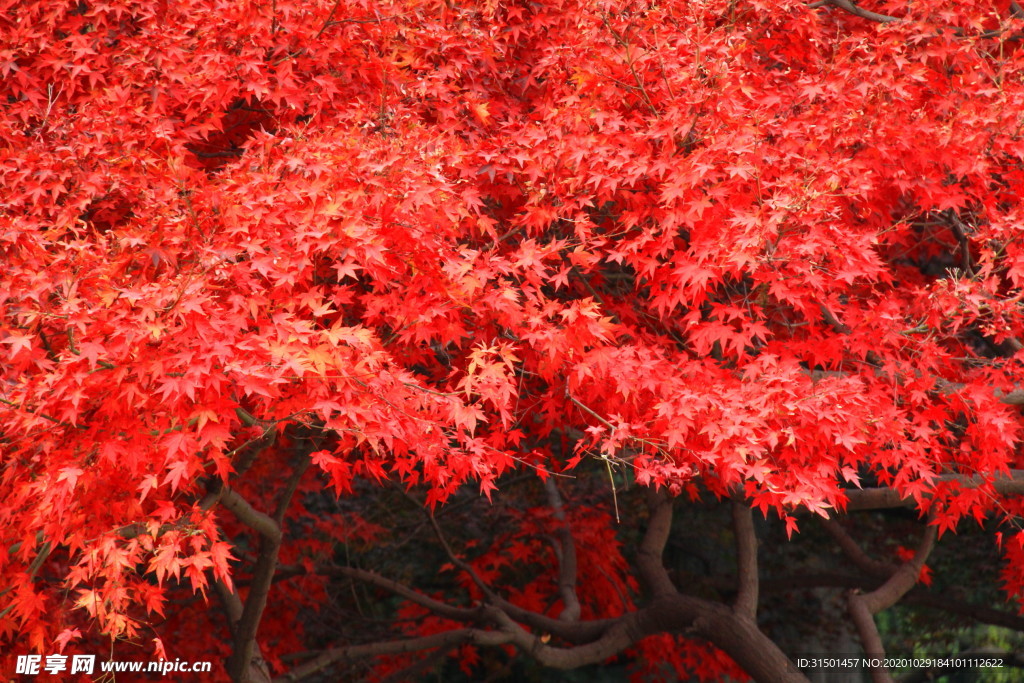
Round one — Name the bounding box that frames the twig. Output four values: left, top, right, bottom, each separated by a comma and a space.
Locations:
427, 511, 501, 603
314, 0, 342, 39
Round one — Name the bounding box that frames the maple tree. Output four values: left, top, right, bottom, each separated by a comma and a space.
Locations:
9, 0, 1024, 680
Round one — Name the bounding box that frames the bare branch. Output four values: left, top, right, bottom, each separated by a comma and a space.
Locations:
273, 452, 311, 522
543, 477, 581, 621
821, 519, 893, 577
313, 0, 342, 40
819, 303, 852, 334
427, 510, 502, 603
277, 559, 616, 644
811, 0, 900, 23
844, 470, 1024, 511
423, 508, 616, 642
731, 501, 759, 619
215, 579, 243, 637
275, 629, 482, 682
863, 525, 937, 614
322, 565, 482, 623
842, 486, 920, 511
220, 487, 281, 543
848, 526, 938, 683
276, 569, 810, 681
217, 577, 273, 682
221, 487, 283, 682
848, 591, 893, 683
637, 488, 677, 597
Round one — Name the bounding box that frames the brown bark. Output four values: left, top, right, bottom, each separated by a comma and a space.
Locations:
222, 487, 282, 683
844, 470, 1024, 511
544, 477, 581, 621
847, 526, 937, 683
732, 501, 759, 619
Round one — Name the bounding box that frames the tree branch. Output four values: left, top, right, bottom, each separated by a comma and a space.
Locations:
848, 591, 893, 683
321, 565, 483, 623
276, 559, 617, 644
543, 477, 581, 621
220, 487, 281, 542
311, 489, 805, 679
275, 629, 484, 682
732, 501, 759, 619
865, 523, 935, 611
712, 569, 1024, 632
821, 519, 893, 577
427, 510, 502, 603
902, 590, 1024, 631
273, 452, 311, 523
810, 0, 900, 23
844, 470, 1024, 511
424, 508, 616, 642
848, 526, 938, 683
221, 487, 282, 682
637, 488, 677, 597
277, 569, 810, 681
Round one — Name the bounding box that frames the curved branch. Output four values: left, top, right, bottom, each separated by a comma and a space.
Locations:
219, 489, 281, 543
544, 477, 581, 621
848, 593, 893, 683
732, 501, 759, 619
902, 590, 1024, 631
425, 511, 616, 642
821, 519, 893, 577
867, 522, 937, 610
848, 526, 938, 683
427, 510, 501, 603
221, 487, 283, 682
810, 0, 901, 23
713, 569, 1024, 633
638, 488, 677, 597
486, 594, 808, 680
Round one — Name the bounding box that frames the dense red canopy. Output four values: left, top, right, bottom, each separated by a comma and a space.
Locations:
5, 0, 1024, 680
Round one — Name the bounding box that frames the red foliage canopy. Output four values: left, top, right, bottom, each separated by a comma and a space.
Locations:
5, 0, 1024, 680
